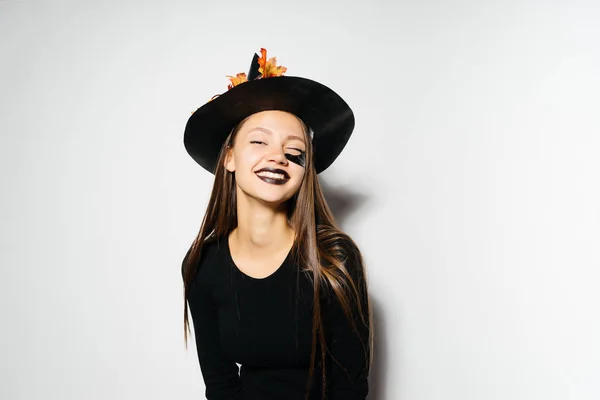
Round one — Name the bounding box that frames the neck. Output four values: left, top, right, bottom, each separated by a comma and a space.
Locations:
231, 192, 295, 257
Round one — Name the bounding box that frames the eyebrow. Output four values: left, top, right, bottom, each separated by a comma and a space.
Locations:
248, 127, 306, 144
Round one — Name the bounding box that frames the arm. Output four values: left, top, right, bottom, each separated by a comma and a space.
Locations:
187, 267, 243, 399
324, 247, 371, 399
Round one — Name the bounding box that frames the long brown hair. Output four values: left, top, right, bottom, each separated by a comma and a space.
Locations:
182, 113, 373, 399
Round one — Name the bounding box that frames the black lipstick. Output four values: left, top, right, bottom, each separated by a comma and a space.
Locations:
255, 167, 290, 185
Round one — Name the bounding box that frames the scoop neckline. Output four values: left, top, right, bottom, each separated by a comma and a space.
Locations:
225, 234, 293, 281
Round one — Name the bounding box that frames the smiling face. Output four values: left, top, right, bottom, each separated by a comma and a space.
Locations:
224, 110, 308, 205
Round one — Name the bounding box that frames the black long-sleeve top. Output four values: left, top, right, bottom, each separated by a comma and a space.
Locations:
185, 235, 370, 399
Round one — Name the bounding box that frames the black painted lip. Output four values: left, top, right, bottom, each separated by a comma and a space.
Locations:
255, 168, 290, 185
255, 172, 289, 185
255, 167, 289, 177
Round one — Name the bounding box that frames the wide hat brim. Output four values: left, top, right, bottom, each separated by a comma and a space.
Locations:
183, 75, 355, 174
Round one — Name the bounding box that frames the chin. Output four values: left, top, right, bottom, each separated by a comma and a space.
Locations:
237, 179, 299, 205
254, 193, 293, 205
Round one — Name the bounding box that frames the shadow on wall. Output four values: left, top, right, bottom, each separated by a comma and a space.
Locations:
320, 178, 389, 400
319, 178, 370, 224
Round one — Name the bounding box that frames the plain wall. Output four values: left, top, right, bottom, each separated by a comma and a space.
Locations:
1, 0, 599, 399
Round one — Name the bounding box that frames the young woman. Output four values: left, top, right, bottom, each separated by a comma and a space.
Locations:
181, 48, 373, 400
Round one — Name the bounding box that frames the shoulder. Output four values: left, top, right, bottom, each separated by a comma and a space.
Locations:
317, 226, 361, 260
328, 231, 366, 280
338, 235, 363, 269
317, 229, 368, 297
319, 233, 371, 337
181, 237, 223, 283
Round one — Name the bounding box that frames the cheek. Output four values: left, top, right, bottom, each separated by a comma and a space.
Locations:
236, 148, 263, 168
290, 166, 306, 187
232, 149, 265, 186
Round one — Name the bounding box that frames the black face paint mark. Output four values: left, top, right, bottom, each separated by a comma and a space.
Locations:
285, 151, 306, 168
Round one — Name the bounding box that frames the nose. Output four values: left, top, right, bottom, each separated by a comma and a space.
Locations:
267, 147, 289, 165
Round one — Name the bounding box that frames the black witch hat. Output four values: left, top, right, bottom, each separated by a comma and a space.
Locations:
183, 48, 355, 174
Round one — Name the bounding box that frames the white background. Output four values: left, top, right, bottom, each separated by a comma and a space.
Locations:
1, 0, 599, 399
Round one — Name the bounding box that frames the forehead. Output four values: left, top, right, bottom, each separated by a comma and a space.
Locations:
240, 110, 306, 141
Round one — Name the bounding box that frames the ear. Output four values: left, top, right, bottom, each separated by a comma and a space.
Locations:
224, 146, 236, 172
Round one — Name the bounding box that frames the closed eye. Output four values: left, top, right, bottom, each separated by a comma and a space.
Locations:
250, 141, 266, 145
287, 148, 305, 155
